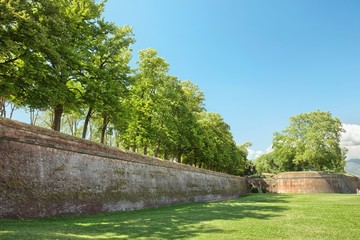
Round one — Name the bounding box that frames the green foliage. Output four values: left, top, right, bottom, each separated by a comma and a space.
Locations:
272, 110, 346, 172
1, 194, 360, 239
120, 48, 169, 153
0, 0, 106, 130
182, 112, 247, 174
79, 21, 134, 142
254, 152, 280, 174
1, 1, 250, 174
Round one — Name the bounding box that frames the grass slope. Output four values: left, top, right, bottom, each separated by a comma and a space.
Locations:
1, 194, 359, 239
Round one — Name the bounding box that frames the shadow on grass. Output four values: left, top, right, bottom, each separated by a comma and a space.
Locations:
0, 194, 291, 239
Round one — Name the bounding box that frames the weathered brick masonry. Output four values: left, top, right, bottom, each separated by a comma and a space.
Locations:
0, 118, 248, 218
276, 172, 360, 193
249, 172, 360, 194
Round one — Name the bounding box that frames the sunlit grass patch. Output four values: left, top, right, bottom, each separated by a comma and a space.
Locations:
1, 194, 359, 239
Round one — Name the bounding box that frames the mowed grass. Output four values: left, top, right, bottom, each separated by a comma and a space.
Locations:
1, 194, 360, 239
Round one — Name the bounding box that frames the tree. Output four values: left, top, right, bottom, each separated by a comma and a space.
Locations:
254, 152, 279, 174
174, 81, 206, 162
153, 79, 205, 162
147, 75, 184, 159
235, 142, 254, 175
122, 48, 169, 154
0, 0, 105, 131
183, 111, 248, 174
61, 110, 83, 137
0, 0, 57, 111
79, 20, 134, 141
45, 0, 105, 131
272, 110, 346, 172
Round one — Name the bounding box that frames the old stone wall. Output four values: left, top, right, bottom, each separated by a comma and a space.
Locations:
276, 172, 360, 193
249, 172, 360, 194
0, 118, 248, 219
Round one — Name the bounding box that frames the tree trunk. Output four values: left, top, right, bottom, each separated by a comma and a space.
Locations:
9, 103, 17, 119
115, 132, 120, 148
132, 144, 137, 152
0, 97, 5, 117
176, 146, 183, 163
100, 115, 109, 144
143, 145, 148, 155
154, 140, 161, 157
68, 119, 74, 136
74, 120, 78, 136
52, 104, 63, 131
82, 107, 93, 138
176, 152, 182, 163
29, 108, 38, 125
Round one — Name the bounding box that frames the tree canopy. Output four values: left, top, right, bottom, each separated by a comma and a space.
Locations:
0, 0, 251, 175
0, 0, 107, 130
266, 111, 346, 173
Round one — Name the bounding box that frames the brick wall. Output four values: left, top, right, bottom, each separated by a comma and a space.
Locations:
249, 172, 360, 194
0, 118, 248, 218
276, 172, 360, 193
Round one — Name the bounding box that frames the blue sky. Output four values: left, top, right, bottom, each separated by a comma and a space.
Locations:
8, 0, 360, 159
102, 0, 360, 157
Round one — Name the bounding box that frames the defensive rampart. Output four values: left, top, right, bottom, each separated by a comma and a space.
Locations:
276, 172, 360, 193
0, 118, 248, 218
249, 172, 360, 194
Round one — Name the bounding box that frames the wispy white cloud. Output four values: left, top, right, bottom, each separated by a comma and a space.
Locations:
341, 124, 360, 160
247, 148, 263, 160
248, 145, 272, 160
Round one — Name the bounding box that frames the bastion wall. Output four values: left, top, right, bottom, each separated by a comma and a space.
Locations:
0, 118, 248, 218
249, 171, 360, 194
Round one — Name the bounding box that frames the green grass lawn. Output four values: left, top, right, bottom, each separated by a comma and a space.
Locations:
1, 194, 360, 239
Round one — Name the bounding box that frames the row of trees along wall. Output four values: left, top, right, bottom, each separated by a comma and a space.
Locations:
0, 118, 249, 219
0, 0, 251, 175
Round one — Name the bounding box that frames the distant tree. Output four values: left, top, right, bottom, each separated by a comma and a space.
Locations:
272, 111, 346, 172
243, 159, 257, 176
254, 152, 279, 174
61, 110, 83, 137
228, 142, 252, 175
184, 112, 248, 174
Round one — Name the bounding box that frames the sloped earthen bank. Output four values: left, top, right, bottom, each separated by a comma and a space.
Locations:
0, 118, 248, 218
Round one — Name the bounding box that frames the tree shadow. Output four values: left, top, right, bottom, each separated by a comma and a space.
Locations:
1, 194, 291, 239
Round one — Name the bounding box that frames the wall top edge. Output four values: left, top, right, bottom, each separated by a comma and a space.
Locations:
0, 117, 243, 179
